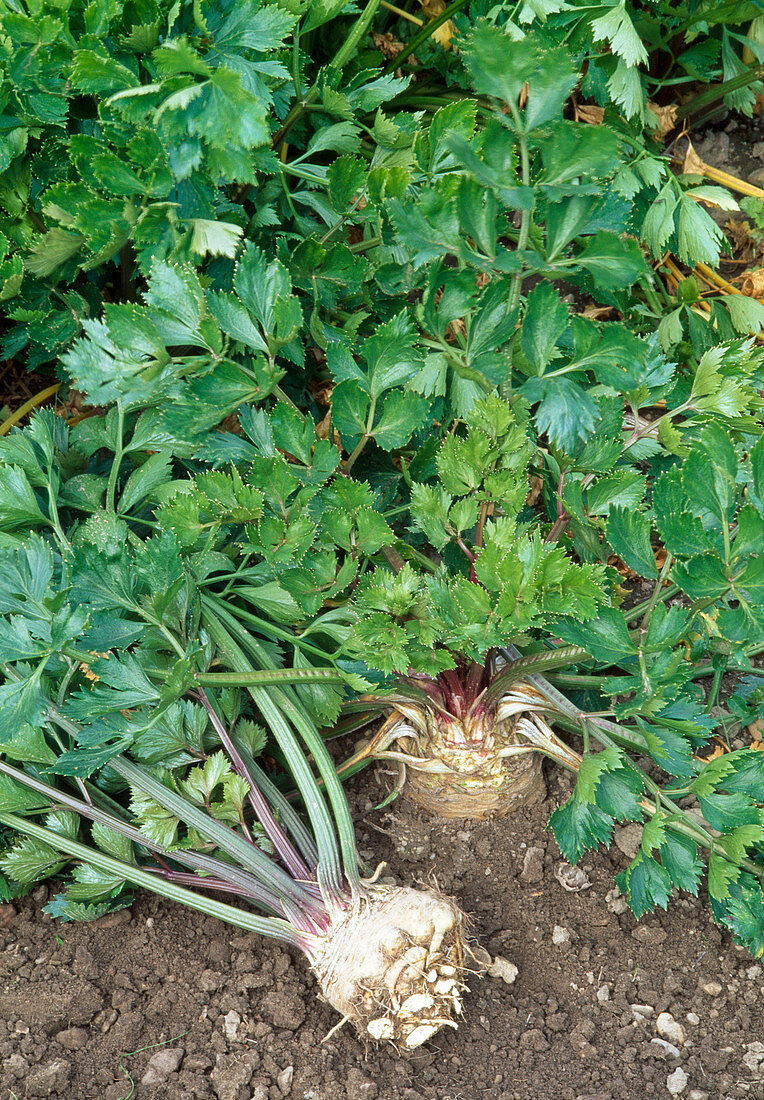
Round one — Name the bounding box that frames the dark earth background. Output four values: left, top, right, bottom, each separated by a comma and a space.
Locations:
2, 115, 764, 1100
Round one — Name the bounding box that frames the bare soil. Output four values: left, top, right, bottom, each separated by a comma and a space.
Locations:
1, 762, 763, 1100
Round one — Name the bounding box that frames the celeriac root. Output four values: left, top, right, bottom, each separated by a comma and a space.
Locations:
313, 885, 472, 1049
368, 682, 581, 820
401, 708, 546, 818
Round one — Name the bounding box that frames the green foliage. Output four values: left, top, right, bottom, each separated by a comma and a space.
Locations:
3, 0, 764, 968
348, 395, 611, 673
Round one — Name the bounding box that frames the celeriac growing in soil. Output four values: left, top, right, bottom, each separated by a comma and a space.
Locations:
343, 393, 610, 818
0, 410, 472, 1049
340, 395, 764, 958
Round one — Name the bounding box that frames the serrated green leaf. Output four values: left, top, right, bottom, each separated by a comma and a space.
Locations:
0, 466, 49, 530
521, 283, 569, 372
672, 554, 730, 599
372, 390, 430, 450
574, 746, 625, 803
575, 231, 646, 290
549, 798, 615, 863
119, 453, 173, 514
709, 850, 741, 902
617, 853, 671, 919
0, 673, 47, 744
636, 719, 695, 778
0, 836, 67, 885
606, 506, 658, 579
660, 831, 703, 896
554, 606, 637, 663
0, 773, 51, 813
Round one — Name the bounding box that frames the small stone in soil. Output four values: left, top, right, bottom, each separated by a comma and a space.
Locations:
552, 925, 571, 946
520, 846, 544, 883
631, 925, 667, 944
605, 887, 628, 915
93, 909, 131, 929
488, 956, 518, 985
148, 1047, 184, 1074
54, 1027, 89, 1051
210, 1052, 258, 1100
667, 1067, 689, 1096
555, 862, 591, 892
701, 981, 723, 996
346, 1068, 379, 1100
25, 1059, 72, 1097
277, 1065, 294, 1095
651, 1038, 681, 1058
141, 1047, 184, 1086
614, 825, 642, 860
656, 1012, 686, 1046
222, 1009, 240, 1041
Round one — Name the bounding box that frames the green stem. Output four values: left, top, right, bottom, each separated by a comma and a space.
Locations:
0, 760, 292, 916
291, 27, 302, 100
675, 59, 764, 121
501, 98, 531, 399
546, 673, 610, 689
627, 584, 681, 622
380, 0, 471, 75
272, 0, 385, 148
653, 0, 757, 52
145, 667, 351, 688
343, 433, 371, 474
105, 404, 125, 514
110, 756, 320, 909
708, 661, 727, 711
639, 553, 674, 634
493, 644, 592, 680
206, 603, 342, 662
349, 235, 383, 254
202, 597, 361, 898
638, 274, 665, 317
46, 484, 72, 555
0, 812, 313, 953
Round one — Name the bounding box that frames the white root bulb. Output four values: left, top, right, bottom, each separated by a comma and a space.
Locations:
312, 884, 472, 1049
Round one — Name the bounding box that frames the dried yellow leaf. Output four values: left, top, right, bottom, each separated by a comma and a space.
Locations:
417, 0, 454, 48
680, 141, 707, 177
575, 104, 604, 125
646, 102, 678, 138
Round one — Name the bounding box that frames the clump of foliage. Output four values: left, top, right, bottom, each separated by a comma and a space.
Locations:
341, 372, 764, 956
2, 0, 759, 379
409, 0, 764, 125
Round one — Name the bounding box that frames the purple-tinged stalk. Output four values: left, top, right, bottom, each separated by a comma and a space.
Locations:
0, 620, 473, 1050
